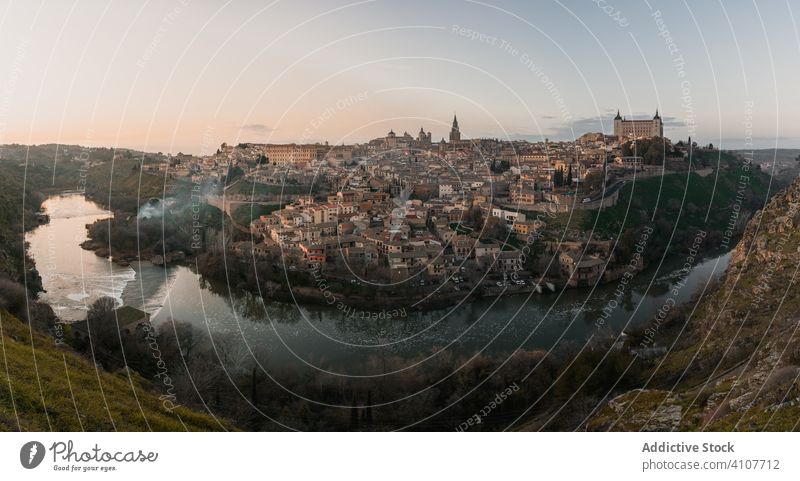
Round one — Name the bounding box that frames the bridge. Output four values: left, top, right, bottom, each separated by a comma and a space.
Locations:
205, 195, 286, 216
205, 195, 288, 234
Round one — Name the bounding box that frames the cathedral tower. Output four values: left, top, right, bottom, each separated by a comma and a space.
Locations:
449, 114, 461, 143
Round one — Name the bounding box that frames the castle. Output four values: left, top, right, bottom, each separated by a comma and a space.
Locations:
613, 110, 663, 139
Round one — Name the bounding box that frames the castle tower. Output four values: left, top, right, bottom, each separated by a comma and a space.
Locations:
613, 109, 623, 138
653, 109, 663, 137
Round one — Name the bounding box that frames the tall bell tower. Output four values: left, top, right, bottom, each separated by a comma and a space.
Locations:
449, 114, 461, 143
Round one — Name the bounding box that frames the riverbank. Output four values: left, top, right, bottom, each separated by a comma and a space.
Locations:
66, 184, 742, 316
78, 226, 730, 313
79, 238, 188, 267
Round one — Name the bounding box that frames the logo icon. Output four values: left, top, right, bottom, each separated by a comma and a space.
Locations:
20, 441, 45, 469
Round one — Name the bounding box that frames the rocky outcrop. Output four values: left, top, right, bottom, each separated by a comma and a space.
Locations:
588, 178, 800, 431
150, 251, 186, 266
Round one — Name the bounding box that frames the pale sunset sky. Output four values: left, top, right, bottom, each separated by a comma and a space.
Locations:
0, 0, 798, 154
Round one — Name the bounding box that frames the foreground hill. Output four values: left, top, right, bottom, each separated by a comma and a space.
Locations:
0, 310, 228, 431
0, 148, 228, 431
588, 176, 800, 431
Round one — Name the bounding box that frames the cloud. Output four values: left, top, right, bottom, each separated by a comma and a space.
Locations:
507, 133, 547, 142
659, 116, 683, 127
543, 116, 612, 140
241, 123, 276, 133
503, 113, 615, 141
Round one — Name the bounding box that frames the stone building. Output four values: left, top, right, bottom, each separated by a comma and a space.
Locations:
613, 110, 663, 139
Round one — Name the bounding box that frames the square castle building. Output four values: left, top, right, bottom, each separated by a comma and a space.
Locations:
613, 109, 663, 139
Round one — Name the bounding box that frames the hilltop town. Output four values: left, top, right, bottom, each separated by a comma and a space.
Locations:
107, 110, 738, 307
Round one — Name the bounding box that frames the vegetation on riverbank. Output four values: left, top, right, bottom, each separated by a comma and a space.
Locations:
75, 151, 226, 262
82, 158, 169, 214
83, 201, 223, 263
0, 150, 83, 290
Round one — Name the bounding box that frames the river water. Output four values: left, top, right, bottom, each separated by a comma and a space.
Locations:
28, 193, 731, 373
26, 193, 136, 320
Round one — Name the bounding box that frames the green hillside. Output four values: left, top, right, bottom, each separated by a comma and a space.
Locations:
0, 310, 228, 431
83, 159, 170, 214
587, 164, 770, 237
542, 157, 772, 265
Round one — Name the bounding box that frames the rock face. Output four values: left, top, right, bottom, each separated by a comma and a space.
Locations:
603, 390, 683, 431
588, 178, 800, 431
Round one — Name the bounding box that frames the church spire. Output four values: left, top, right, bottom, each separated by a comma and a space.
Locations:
449, 113, 461, 143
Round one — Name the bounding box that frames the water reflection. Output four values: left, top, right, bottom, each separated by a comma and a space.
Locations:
27, 194, 134, 321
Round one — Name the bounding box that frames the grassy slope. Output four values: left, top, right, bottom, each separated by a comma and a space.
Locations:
0, 310, 228, 431
590, 166, 767, 233
228, 180, 307, 196
231, 203, 283, 225
544, 160, 770, 243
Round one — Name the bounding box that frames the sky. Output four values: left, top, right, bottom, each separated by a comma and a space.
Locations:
0, 0, 798, 154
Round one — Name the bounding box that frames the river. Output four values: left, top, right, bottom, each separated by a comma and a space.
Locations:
28, 193, 731, 373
